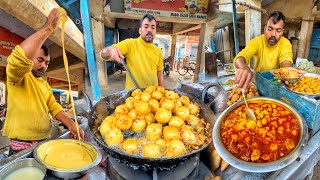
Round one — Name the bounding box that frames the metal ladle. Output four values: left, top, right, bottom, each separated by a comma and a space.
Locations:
241, 89, 256, 121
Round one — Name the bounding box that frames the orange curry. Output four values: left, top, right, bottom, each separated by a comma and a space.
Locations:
221, 102, 300, 162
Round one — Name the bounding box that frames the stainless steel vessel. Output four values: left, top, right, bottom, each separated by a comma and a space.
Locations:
213, 97, 308, 173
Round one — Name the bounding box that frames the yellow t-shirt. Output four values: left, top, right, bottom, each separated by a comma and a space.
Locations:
3, 45, 63, 140
233, 34, 293, 72
113, 36, 164, 89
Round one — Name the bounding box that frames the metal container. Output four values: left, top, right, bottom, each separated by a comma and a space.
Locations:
33, 139, 102, 179
0, 158, 46, 179
213, 97, 308, 173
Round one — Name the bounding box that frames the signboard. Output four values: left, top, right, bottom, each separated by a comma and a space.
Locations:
0, 26, 24, 57
125, 0, 209, 20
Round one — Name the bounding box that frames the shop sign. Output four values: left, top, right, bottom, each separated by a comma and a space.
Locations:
0, 27, 24, 57
124, 0, 209, 20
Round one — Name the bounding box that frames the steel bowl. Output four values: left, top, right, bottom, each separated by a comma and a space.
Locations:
33, 139, 102, 179
213, 97, 308, 173
0, 158, 46, 179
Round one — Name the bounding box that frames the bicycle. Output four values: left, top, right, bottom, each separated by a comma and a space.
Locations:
176, 61, 196, 76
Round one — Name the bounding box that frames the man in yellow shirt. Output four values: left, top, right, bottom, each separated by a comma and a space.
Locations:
234, 11, 302, 89
3, 8, 84, 155
100, 14, 164, 89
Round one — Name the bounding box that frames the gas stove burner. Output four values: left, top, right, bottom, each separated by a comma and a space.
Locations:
106, 154, 212, 180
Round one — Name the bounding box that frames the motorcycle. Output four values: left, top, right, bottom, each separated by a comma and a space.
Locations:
163, 56, 171, 76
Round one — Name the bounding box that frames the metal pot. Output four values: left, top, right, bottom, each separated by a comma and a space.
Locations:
88, 89, 216, 170
213, 97, 308, 173
33, 139, 102, 179
0, 158, 46, 179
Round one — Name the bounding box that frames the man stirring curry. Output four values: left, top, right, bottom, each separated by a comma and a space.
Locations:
234, 11, 304, 89
3, 8, 85, 155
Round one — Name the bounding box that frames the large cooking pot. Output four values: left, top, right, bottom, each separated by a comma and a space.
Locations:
213, 97, 308, 173
88, 89, 216, 170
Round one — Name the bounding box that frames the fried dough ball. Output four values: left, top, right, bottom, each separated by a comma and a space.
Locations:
160, 98, 175, 111
179, 96, 190, 106
103, 115, 116, 123
114, 104, 129, 115
165, 90, 179, 100
155, 108, 172, 124
141, 92, 152, 102
131, 119, 147, 133
188, 103, 200, 116
121, 139, 138, 155
175, 106, 190, 120
163, 126, 181, 141
181, 129, 198, 145
128, 109, 138, 120
165, 139, 187, 158
155, 138, 166, 149
156, 86, 165, 94
99, 119, 115, 137
144, 86, 156, 94
146, 123, 163, 140
105, 127, 123, 145
125, 96, 135, 110
115, 114, 133, 130
145, 113, 156, 124
125, 100, 134, 110
134, 94, 142, 102
149, 99, 160, 113
168, 116, 185, 129
175, 99, 183, 107
131, 89, 142, 97
143, 144, 161, 158
135, 101, 151, 115
151, 91, 163, 100
187, 115, 200, 128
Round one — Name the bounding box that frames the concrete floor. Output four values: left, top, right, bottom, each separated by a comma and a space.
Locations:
95, 69, 320, 179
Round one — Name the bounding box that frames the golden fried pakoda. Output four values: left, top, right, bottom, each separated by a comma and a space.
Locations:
165, 139, 187, 158
143, 144, 161, 158
115, 114, 133, 130
121, 139, 138, 154
105, 127, 123, 145
168, 116, 185, 129
163, 126, 181, 141
146, 123, 163, 140
155, 108, 172, 124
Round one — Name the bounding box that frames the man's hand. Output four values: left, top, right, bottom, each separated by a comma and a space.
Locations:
235, 66, 253, 89
100, 46, 124, 62
69, 124, 87, 141
279, 67, 306, 85
43, 8, 67, 33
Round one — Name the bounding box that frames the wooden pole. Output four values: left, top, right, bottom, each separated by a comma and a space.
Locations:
297, 17, 314, 59
170, 35, 177, 70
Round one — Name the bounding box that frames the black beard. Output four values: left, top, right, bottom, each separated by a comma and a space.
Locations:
142, 32, 154, 43
267, 36, 277, 46
32, 69, 45, 77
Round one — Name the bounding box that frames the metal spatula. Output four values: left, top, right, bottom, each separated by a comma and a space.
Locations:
242, 89, 256, 121
120, 58, 140, 89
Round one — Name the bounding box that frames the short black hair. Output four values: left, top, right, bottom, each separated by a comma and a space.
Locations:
268, 11, 285, 24
140, 14, 157, 27
41, 45, 49, 56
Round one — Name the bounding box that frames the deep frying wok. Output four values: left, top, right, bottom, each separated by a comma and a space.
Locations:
88, 89, 216, 170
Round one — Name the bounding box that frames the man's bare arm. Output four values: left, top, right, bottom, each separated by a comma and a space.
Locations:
157, 70, 164, 87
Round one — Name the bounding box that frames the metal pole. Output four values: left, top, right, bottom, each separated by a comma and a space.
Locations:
80, 0, 101, 104
232, 0, 240, 54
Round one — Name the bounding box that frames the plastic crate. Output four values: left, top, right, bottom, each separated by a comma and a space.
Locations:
256, 72, 320, 134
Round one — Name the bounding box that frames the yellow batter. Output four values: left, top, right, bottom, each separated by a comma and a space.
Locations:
37, 139, 95, 169
58, 8, 81, 141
